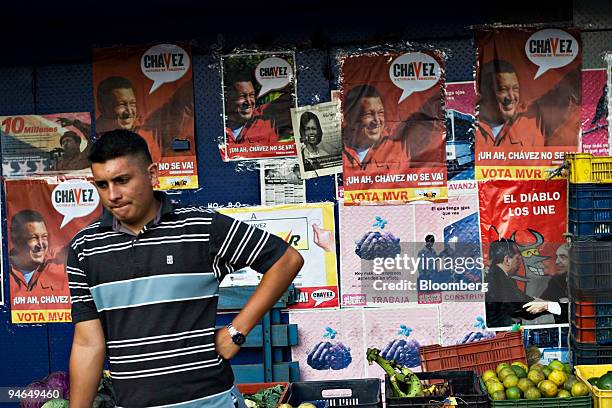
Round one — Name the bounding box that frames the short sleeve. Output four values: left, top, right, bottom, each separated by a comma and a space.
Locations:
209, 212, 289, 281
67, 244, 99, 323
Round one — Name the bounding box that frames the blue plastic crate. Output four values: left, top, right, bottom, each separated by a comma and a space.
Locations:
571, 302, 612, 345
568, 184, 612, 237
568, 240, 612, 295
570, 335, 612, 365
287, 379, 381, 408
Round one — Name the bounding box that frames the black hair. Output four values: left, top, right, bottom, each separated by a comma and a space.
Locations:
299, 111, 323, 145
10, 210, 46, 246
344, 84, 382, 121
60, 131, 80, 145
88, 129, 152, 165
489, 238, 520, 265
97, 76, 135, 110
425, 234, 435, 243
479, 59, 517, 96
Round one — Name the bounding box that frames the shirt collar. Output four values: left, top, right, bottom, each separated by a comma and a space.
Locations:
99, 191, 175, 231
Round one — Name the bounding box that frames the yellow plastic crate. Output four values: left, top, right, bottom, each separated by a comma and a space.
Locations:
566, 153, 612, 184
575, 364, 612, 408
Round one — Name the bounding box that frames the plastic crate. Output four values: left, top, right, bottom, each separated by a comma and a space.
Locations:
237, 382, 289, 406
568, 240, 612, 298
571, 335, 612, 365
420, 331, 527, 375
385, 371, 487, 407
287, 379, 381, 407
571, 302, 612, 345
566, 153, 612, 184
568, 184, 612, 237
575, 364, 612, 408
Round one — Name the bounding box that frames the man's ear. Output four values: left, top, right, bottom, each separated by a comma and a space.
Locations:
147, 162, 159, 187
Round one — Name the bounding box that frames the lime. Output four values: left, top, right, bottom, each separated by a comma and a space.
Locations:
539, 380, 558, 398
524, 387, 541, 399
505, 386, 522, 400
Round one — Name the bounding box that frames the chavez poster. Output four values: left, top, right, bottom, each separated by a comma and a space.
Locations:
5, 178, 103, 323
92, 43, 198, 190
220, 51, 297, 161
478, 179, 569, 329
1, 112, 92, 177
338, 50, 447, 204
475, 27, 581, 180
219, 203, 338, 309
582, 69, 609, 156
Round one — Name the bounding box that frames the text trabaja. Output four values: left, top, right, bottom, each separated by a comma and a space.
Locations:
392, 62, 436, 79
528, 38, 573, 55
142, 53, 185, 69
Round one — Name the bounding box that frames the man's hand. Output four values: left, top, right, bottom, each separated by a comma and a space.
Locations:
523, 301, 549, 314
215, 327, 241, 360
313, 224, 335, 252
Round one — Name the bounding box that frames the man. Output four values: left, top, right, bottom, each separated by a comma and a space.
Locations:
224, 69, 293, 148
55, 131, 89, 171
477, 59, 580, 147
68, 130, 303, 408
485, 239, 539, 327
95, 76, 194, 160
9, 210, 69, 309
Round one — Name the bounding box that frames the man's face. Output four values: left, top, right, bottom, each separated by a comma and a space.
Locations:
493, 72, 520, 122
92, 155, 158, 231
61, 137, 80, 155
105, 88, 137, 130
15, 221, 48, 269
229, 81, 256, 123
555, 245, 569, 274
351, 97, 385, 146
304, 119, 319, 144
506, 252, 522, 275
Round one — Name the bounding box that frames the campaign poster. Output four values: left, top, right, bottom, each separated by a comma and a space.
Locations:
582, 69, 608, 155
439, 302, 489, 345
289, 309, 366, 380
363, 306, 440, 377
4, 178, 103, 323
339, 204, 416, 307
413, 180, 484, 304
219, 203, 338, 309
259, 159, 306, 205
220, 51, 297, 161
445, 82, 476, 181
478, 179, 569, 329
92, 43, 198, 190
291, 101, 343, 179
335, 173, 344, 201
338, 50, 447, 204
475, 27, 581, 180
1, 112, 92, 177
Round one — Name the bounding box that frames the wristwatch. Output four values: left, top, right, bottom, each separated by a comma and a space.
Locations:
226, 323, 246, 346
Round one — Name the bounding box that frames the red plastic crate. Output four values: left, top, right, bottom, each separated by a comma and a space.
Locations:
571, 301, 612, 344
419, 331, 527, 375
237, 382, 289, 406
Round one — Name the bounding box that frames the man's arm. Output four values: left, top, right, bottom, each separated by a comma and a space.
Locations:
215, 246, 303, 359
69, 319, 106, 408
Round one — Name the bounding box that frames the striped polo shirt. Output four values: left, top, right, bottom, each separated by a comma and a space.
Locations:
68, 193, 288, 408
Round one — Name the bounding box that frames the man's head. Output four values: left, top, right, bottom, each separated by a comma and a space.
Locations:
555, 244, 570, 275
60, 131, 81, 155
88, 130, 158, 231
479, 60, 520, 124
344, 84, 385, 149
10, 210, 48, 270
97, 76, 138, 130
225, 69, 256, 125
299, 111, 323, 146
425, 234, 435, 249
489, 238, 521, 275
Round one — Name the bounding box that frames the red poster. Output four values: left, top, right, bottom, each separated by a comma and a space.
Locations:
475, 27, 581, 180
581, 69, 609, 155
5, 178, 102, 323
93, 43, 197, 190
479, 179, 568, 328
339, 50, 447, 204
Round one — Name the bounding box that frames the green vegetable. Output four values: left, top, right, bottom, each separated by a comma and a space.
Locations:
40, 399, 68, 408
597, 372, 612, 390
243, 385, 285, 408
366, 347, 422, 397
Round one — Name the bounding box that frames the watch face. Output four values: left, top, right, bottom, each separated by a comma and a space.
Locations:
232, 333, 246, 345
